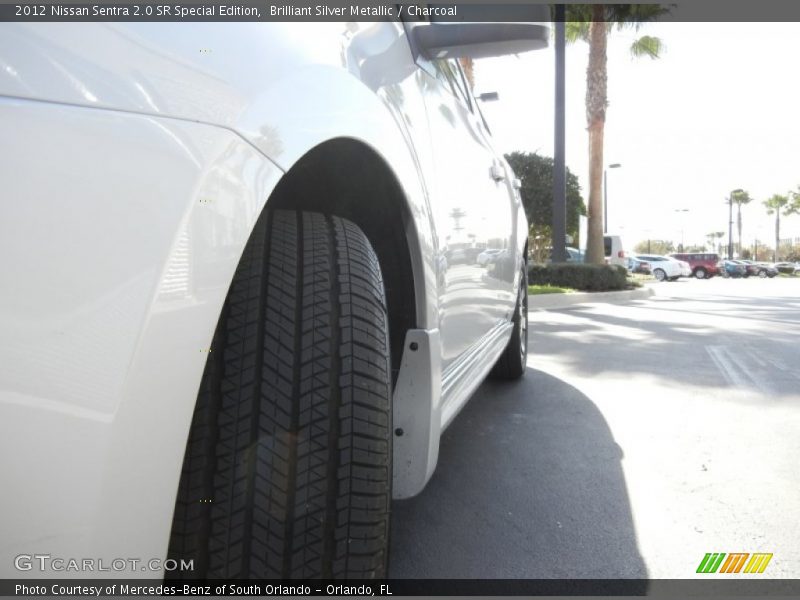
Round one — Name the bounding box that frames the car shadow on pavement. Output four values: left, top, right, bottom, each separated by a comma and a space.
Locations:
389, 368, 647, 581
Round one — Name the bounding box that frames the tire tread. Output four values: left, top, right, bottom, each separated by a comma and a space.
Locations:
167, 210, 391, 579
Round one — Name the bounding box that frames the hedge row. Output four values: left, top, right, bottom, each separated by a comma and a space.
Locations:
528, 263, 629, 292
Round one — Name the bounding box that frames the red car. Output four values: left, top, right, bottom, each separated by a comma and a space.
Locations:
669, 252, 721, 279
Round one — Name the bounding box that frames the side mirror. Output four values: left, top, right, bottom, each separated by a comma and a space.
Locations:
411, 11, 550, 60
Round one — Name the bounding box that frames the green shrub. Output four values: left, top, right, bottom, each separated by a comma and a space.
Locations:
528, 263, 628, 292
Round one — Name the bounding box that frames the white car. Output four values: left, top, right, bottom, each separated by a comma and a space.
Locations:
635, 254, 688, 281
0, 19, 549, 579
603, 234, 627, 267
677, 259, 692, 277
477, 248, 504, 266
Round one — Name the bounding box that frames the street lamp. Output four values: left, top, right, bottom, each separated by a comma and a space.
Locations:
674, 208, 689, 251
603, 163, 622, 233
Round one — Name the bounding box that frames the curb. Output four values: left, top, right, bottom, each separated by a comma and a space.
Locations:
528, 286, 654, 310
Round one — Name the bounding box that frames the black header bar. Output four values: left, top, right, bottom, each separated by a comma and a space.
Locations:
3, 1, 800, 22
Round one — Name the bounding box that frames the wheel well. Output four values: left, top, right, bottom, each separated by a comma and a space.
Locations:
267, 138, 417, 386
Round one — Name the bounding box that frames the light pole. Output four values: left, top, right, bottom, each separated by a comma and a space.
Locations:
551, 3, 567, 263
603, 163, 621, 233
674, 208, 689, 251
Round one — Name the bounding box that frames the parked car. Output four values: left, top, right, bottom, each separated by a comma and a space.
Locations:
634, 254, 685, 281
603, 234, 627, 267
580, 236, 624, 266
566, 246, 585, 263
729, 259, 759, 278
0, 18, 551, 579
669, 252, 721, 279
546, 246, 584, 263
477, 248, 504, 266
754, 262, 779, 278
627, 256, 652, 274
739, 260, 777, 278
718, 260, 747, 278
774, 262, 799, 275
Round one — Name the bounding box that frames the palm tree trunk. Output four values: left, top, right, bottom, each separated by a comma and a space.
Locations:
775, 210, 780, 262
737, 204, 742, 257
587, 123, 605, 263
584, 5, 608, 265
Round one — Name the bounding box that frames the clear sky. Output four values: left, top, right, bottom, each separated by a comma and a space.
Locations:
475, 22, 800, 255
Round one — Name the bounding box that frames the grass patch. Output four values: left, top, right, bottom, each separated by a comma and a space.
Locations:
528, 284, 574, 295
627, 273, 653, 287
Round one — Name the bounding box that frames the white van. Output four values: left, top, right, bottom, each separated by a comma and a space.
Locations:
604, 235, 627, 267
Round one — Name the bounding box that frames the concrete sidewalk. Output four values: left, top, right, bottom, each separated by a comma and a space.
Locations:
528, 286, 654, 309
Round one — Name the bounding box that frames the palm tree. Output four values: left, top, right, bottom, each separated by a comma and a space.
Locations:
706, 231, 725, 253
730, 189, 752, 256
763, 193, 798, 261
566, 5, 670, 264
712, 231, 725, 255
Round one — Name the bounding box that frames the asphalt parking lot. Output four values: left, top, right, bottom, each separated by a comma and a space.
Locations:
389, 277, 800, 579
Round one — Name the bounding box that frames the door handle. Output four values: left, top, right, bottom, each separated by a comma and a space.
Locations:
490, 164, 506, 182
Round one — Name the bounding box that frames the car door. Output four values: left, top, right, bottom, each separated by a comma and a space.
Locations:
415, 58, 517, 370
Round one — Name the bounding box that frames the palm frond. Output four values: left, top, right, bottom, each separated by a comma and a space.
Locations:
764, 194, 790, 215
565, 21, 591, 43
564, 4, 673, 43
731, 189, 753, 206
630, 35, 664, 59
790, 187, 800, 214
610, 4, 674, 31
563, 4, 594, 23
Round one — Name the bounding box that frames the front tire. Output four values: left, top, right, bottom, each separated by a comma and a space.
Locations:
653, 268, 666, 282
168, 210, 392, 579
491, 266, 528, 380
694, 268, 707, 279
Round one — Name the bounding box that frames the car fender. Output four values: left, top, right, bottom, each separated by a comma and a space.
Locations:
234, 62, 438, 329
1, 22, 437, 325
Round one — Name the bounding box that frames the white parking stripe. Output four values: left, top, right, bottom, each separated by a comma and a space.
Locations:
706, 345, 751, 390
706, 345, 773, 395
